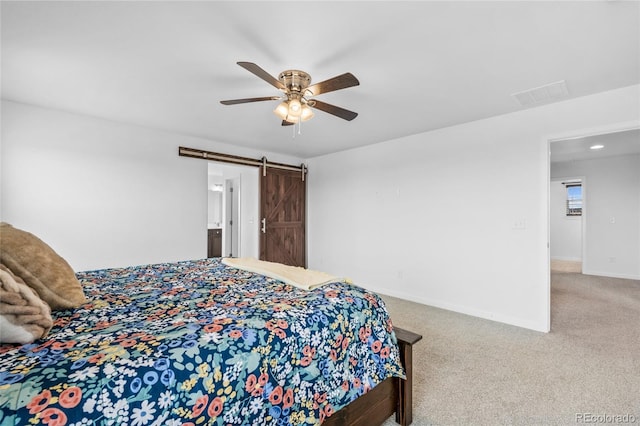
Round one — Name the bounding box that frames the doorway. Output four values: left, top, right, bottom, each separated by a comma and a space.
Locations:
547, 126, 640, 329
190, 146, 308, 265
549, 127, 640, 276
207, 162, 260, 259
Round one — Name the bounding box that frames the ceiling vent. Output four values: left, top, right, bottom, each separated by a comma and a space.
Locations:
511, 80, 569, 106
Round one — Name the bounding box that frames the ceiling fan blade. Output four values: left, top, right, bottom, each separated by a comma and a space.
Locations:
282, 120, 295, 126
305, 73, 359, 96
310, 100, 358, 121
237, 62, 286, 90
220, 96, 280, 105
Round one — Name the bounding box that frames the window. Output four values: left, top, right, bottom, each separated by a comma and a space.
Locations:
566, 183, 582, 216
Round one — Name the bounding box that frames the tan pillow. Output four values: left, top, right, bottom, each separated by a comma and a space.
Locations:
0, 222, 86, 310
0, 264, 53, 344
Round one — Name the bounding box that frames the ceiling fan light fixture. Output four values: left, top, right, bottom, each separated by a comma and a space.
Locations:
273, 101, 303, 123
222, 62, 360, 128
300, 104, 314, 122
273, 101, 289, 120
288, 98, 302, 117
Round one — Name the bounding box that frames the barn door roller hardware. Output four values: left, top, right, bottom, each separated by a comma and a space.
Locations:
178, 147, 307, 181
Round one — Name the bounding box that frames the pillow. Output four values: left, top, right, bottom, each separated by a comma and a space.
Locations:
0, 264, 53, 344
0, 222, 87, 310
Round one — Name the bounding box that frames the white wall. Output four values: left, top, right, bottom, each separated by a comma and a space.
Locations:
3, 86, 638, 332
549, 179, 582, 262
306, 84, 640, 332
0, 101, 302, 271
552, 155, 640, 280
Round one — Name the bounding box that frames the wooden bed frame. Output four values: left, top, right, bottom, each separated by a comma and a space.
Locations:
324, 327, 423, 426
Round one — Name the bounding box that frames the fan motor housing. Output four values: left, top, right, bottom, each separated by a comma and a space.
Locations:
278, 70, 311, 93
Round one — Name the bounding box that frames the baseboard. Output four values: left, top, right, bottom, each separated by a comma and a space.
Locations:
551, 256, 582, 262
550, 258, 582, 273
582, 270, 640, 280
370, 286, 550, 333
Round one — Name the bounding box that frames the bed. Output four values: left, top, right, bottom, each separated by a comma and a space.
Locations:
0, 257, 420, 426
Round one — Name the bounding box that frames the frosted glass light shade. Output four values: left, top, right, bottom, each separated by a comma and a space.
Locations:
300, 105, 314, 122
273, 102, 289, 120
288, 99, 302, 117
274, 100, 313, 123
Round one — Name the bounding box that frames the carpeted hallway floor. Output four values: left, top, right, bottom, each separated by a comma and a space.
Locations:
380, 272, 640, 425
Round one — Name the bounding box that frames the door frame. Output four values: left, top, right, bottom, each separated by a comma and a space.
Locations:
545, 120, 640, 330
224, 176, 241, 257
180, 147, 309, 264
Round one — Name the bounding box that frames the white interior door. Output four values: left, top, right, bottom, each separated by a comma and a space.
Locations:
225, 177, 241, 257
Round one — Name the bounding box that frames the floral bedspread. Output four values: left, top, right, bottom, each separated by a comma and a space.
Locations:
0, 258, 404, 426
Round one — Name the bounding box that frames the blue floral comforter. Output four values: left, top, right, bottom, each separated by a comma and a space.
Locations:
0, 258, 404, 426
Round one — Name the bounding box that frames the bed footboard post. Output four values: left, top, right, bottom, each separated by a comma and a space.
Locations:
393, 327, 422, 426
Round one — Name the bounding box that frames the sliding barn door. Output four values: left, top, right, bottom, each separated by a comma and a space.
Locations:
260, 168, 306, 267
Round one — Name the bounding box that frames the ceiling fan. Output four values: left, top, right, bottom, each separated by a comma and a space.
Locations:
220, 62, 359, 126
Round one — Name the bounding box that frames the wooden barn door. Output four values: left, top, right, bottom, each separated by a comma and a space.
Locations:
260, 168, 306, 267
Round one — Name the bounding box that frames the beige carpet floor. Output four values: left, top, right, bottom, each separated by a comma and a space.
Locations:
380, 272, 640, 425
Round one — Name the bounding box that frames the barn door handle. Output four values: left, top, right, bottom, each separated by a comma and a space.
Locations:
261, 218, 266, 234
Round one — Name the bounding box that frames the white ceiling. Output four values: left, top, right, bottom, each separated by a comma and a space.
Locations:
1, 1, 639, 159
551, 128, 640, 164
